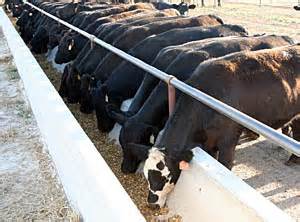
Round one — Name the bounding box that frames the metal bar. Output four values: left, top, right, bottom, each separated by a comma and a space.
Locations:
24, 1, 300, 156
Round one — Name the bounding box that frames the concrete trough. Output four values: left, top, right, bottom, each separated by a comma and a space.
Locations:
0, 8, 295, 222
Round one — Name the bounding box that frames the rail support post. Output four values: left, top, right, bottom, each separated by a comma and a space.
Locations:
90, 35, 96, 49
167, 76, 176, 116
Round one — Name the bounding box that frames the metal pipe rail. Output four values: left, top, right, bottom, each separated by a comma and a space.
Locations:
24, 1, 300, 156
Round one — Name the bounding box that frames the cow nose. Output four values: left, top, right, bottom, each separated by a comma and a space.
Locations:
148, 203, 160, 210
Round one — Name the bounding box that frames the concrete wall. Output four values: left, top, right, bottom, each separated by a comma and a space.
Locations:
0, 9, 145, 222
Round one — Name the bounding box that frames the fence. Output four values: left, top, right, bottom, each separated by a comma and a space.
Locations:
24, 1, 300, 158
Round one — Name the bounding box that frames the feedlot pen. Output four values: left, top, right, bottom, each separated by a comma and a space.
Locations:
2, 2, 300, 221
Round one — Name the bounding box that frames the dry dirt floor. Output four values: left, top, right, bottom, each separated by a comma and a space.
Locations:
191, 2, 300, 42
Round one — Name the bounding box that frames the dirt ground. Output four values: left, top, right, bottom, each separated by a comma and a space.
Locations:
0, 30, 79, 221
233, 137, 300, 221
191, 2, 300, 42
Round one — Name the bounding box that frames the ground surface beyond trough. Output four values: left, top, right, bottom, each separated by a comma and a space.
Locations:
191, 2, 300, 42
0, 29, 79, 221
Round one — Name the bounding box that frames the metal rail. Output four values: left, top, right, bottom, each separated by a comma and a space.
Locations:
24, 1, 300, 156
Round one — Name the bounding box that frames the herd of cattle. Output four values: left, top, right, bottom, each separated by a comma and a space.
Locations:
7, 0, 300, 209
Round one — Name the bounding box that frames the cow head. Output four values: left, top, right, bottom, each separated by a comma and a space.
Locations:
173, 2, 196, 15
79, 74, 96, 114
30, 26, 49, 54
12, 2, 24, 17
59, 65, 69, 98
16, 9, 35, 28
119, 121, 159, 174
106, 104, 134, 125
55, 32, 77, 64
48, 25, 65, 50
60, 64, 81, 103
91, 84, 116, 132
18, 10, 36, 44
143, 147, 193, 208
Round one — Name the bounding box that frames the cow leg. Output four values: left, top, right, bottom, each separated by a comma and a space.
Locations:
285, 119, 300, 166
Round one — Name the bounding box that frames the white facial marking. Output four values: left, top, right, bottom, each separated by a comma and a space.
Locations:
105, 94, 109, 102
144, 147, 175, 207
149, 134, 155, 145
29, 13, 33, 16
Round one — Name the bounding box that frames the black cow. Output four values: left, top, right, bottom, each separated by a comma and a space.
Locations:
72, 15, 223, 115
76, 14, 221, 76
89, 14, 223, 90
17, 3, 65, 44
111, 35, 294, 174
141, 44, 300, 208
54, 9, 179, 64
55, 2, 112, 20
58, 15, 182, 100
32, 8, 153, 54
89, 24, 247, 132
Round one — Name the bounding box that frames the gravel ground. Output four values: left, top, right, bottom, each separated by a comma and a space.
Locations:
0, 29, 79, 221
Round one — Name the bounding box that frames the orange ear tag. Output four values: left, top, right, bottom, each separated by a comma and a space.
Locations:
179, 161, 189, 170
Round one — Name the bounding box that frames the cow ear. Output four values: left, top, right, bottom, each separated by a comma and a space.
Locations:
128, 143, 151, 161
178, 150, 193, 170
188, 4, 196, 9
180, 150, 194, 163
